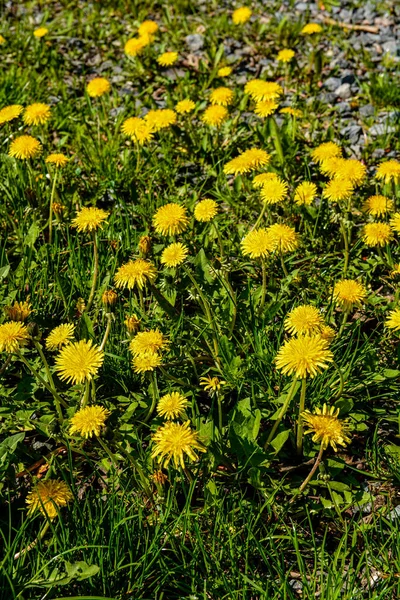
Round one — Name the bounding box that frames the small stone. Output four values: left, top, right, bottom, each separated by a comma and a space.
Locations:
185, 34, 204, 52
341, 73, 355, 84
341, 124, 362, 143
336, 102, 351, 115
382, 40, 399, 58
295, 2, 308, 11
372, 148, 385, 159
389, 506, 400, 521
318, 92, 336, 104
359, 104, 374, 117
369, 124, 396, 136
335, 83, 352, 99
323, 76, 341, 92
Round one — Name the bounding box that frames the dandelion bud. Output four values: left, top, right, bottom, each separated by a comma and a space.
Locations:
138, 235, 152, 255
76, 297, 86, 315
4, 301, 32, 322
124, 314, 140, 334
101, 289, 118, 309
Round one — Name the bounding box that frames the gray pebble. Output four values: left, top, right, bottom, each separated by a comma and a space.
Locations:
369, 123, 396, 136
335, 83, 352, 99
359, 104, 375, 117
336, 102, 351, 115
382, 40, 399, 58
323, 76, 341, 92
341, 124, 362, 143
185, 34, 204, 52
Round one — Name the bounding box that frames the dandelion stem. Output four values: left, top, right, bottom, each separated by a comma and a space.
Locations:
296, 378, 307, 456
99, 313, 112, 351
252, 202, 267, 231
340, 220, 349, 276
258, 257, 267, 316
217, 393, 223, 433
16, 352, 67, 411
338, 309, 350, 336
143, 371, 158, 424
48, 168, 58, 245
14, 521, 50, 560
280, 252, 289, 278
212, 220, 224, 258
265, 376, 298, 447
86, 233, 99, 313
81, 380, 90, 409
290, 443, 324, 503
97, 435, 119, 469
33, 340, 63, 422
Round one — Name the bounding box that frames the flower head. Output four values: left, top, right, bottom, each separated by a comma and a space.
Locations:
86, 77, 111, 98
302, 404, 351, 451
284, 305, 324, 336
245, 79, 283, 102
124, 314, 141, 333
363, 195, 393, 216
241, 228, 274, 259
157, 392, 188, 420
224, 148, 270, 176
311, 142, 341, 163
9, 135, 42, 159
0, 35, 5, 44
121, 117, 154, 144
301, 23, 322, 35
26, 480, 73, 519
280, 107, 303, 117
161, 242, 188, 267
145, 109, 177, 131
0, 321, 30, 353
362, 222, 393, 247
267, 223, 299, 254
333, 158, 366, 186
277, 49, 295, 62
23, 103, 51, 126
70, 405, 110, 438
0, 104, 23, 125
201, 105, 228, 127
194, 199, 218, 222
260, 176, 288, 204
129, 330, 168, 356
376, 160, 400, 184
138, 20, 158, 36
390, 213, 400, 234
232, 7, 252, 24
4, 301, 32, 322
322, 178, 353, 202
218, 66, 233, 77
114, 259, 156, 290
33, 27, 48, 38
252, 172, 277, 188
200, 375, 226, 394
71, 207, 109, 232
210, 87, 234, 106
319, 325, 336, 343
386, 309, 400, 332
125, 36, 149, 56
254, 100, 279, 117
294, 181, 318, 206
153, 203, 189, 236
275, 335, 333, 379
175, 99, 195, 114
333, 279, 366, 311
45, 153, 69, 167
138, 235, 152, 255
157, 51, 178, 66
132, 351, 162, 373
101, 289, 118, 308
55, 340, 104, 385
319, 157, 344, 177
46, 323, 75, 350
151, 420, 206, 469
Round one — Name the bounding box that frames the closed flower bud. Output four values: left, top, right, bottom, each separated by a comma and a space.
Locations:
102, 289, 118, 308
138, 235, 152, 255
125, 314, 140, 334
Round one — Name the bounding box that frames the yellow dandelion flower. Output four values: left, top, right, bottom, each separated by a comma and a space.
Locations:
232, 7, 252, 24
362, 222, 393, 247
153, 203, 189, 236
333, 279, 366, 311
0, 104, 23, 125
55, 340, 104, 385
201, 104, 228, 127
161, 242, 188, 267
302, 404, 351, 451
275, 335, 333, 379
26, 480, 73, 519
0, 35, 5, 44
277, 49, 295, 62
294, 181, 318, 206
70, 405, 110, 438
4, 301, 32, 322
23, 103, 51, 126
157, 51, 178, 66
224, 148, 270, 176
71, 206, 109, 232
125, 314, 140, 333
254, 100, 279, 118
121, 116, 154, 144
86, 77, 111, 98
319, 325, 336, 343
132, 351, 162, 373
175, 99, 195, 114
45, 153, 69, 167
129, 330, 168, 356
101, 289, 118, 308
260, 176, 288, 204
390, 213, 400, 234
333, 158, 367, 186
252, 172, 278, 188
319, 156, 344, 177
241, 228, 274, 259
267, 223, 299, 253
114, 259, 157, 290
151, 420, 206, 469
200, 375, 226, 393
33, 27, 48, 38
311, 142, 342, 163
376, 160, 400, 184
157, 391, 188, 420
138, 20, 158, 36
145, 109, 177, 131
301, 23, 323, 35
210, 87, 234, 106
280, 107, 303, 117
194, 199, 218, 222
46, 323, 75, 351
363, 195, 393, 216
245, 79, 283, 102
0, 321, 30, 353
125, 36, 149, 57
322, 178, 353, 202
218, 66, 233, 77
9, 135, 42, 159
284, 305, 324, 336
385, 308, 400, 331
